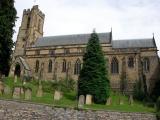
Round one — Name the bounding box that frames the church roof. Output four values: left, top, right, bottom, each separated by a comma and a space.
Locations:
34, 32, 111, 47
112, 38, 156, 49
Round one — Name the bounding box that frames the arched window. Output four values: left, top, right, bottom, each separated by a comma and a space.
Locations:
38, 19, 41, 31
111, 57, 119, 74
74, 59, 81, 75
62, 59, 67, 72
48, 60, 52, 73
128, 57, 134, 68
35, 60, 39, 73
143, 58, 150, 72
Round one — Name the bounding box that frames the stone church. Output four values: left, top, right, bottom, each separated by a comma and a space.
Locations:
9, 5, 160, 92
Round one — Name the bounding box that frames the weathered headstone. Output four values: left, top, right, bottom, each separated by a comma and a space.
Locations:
78, 95, 85, 108
119, 97, 124, 105
4, 85, 11, 95
25, 89, 32, 100
129, 95, 133, 105
0, 81, 4, 95
106, 97, 112, 105
36, 85, 43, 97
13, 87, 21, 99
86, 94, 92, 105
54, 90, 62, 101
14, 75, 17, 83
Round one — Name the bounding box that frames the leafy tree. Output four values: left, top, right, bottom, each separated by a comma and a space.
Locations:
0, 0, 17, 76
78, 31, 110, 104
151, 78, 160, 101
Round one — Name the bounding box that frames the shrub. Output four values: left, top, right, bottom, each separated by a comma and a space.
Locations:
133, 80, 145, 101
156, 97, 160, 112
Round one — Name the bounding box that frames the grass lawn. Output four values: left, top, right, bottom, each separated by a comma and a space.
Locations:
0, 77, 156, 113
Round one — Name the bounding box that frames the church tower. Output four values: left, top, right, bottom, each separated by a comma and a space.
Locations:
14, 5, 45, 57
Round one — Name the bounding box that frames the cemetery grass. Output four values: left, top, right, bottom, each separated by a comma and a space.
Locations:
0, 77, 155, 113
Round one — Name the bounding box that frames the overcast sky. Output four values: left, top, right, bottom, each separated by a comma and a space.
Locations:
14, 0, 160, 55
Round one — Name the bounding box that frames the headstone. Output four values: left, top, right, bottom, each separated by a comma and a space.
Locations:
78, 95, 85, 108
36, 85, 43, 97
14, 75, 17, 83
106, 97, 112, 105
25, 89, 32, 100
54, 90, 62, 101
119, 97, 124, 105
0, 81, 4, 95
4, 85, 11, 95
86, 94, 92, 105
13, 87, 21, 99
129, 95, 133, 105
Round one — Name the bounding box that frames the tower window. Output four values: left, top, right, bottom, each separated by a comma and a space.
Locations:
111, 57, 119, 74
49, 49, 55, 56
38, 19, 41, 31
27, 17, 30, 28
35, 50, 40, 55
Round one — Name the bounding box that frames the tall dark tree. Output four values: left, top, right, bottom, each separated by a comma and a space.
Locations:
78, 31, 110, 104
0, 0, 17, 76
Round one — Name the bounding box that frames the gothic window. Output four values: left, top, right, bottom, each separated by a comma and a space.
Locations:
48, 60, 52, 73
49, 49, 55, 56
27, 16, 30, 28
111, 57, 119, 74
62, 59, 67, 72
143, 58, 150, 72
38, 19, 41, 31
74, 59, 81, 75
35, 50, 40, 55
35, 60, 39, 73
77, 48, 82, 53
64, 48, 70, 54
128, 57, 134, 68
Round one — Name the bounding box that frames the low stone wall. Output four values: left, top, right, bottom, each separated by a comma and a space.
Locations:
0, 100, 157, 120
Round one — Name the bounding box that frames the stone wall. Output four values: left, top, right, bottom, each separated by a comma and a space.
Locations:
0, 100, 157, 120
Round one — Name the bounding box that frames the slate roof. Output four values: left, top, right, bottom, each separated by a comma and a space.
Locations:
34, 32, 111, 47
112, 38, 156, 49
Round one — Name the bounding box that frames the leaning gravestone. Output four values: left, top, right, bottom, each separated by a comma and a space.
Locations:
4, 85, 11, 95
86, 94, 92, 105
78, 95, 85, 108
129, 95, 134, 105
13, 87, 21, 99
54, 90, 62, 101
0, 81, 4, 95
106, 97, 112, 105
36, 85, 43, 97
25, 89, 32, 100
14, 75, 17, 83
119, 97, 124, 105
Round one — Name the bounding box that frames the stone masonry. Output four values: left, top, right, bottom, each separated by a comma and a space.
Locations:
0, 100, 157, 120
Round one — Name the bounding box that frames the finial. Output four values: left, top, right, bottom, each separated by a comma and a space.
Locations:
93, 28, 96, 33
153, 33, 155, 39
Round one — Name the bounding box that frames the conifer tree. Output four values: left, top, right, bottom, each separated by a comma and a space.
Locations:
0, 0, 17, 76
78, 31, 110, 104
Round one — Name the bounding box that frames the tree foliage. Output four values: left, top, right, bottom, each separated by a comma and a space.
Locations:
0, 0, 17, 75
78, 31, 110, 104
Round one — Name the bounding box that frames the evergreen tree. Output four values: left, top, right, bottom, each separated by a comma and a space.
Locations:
78, 31, 110, 104
0, 0, 17, 76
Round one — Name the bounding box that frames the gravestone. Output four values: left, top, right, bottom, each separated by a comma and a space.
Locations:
13, 87, 21, 99
25, 89, 32, 100
129, 95, 133, 105
54, 90, 62, 101
14, 75, 17, 83
4, 85, 11, 95
86, 94, 92, 105
78, 95, 85, 108
106, 97, 112, 105
119, 97, 124, 105
0, 81, 4, 95
36, 85, 43, 97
